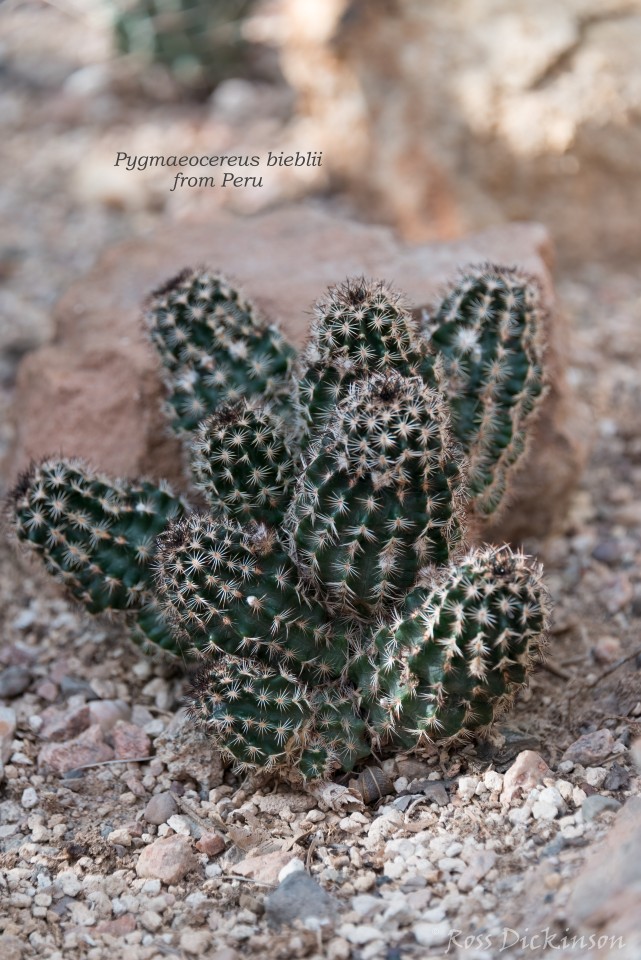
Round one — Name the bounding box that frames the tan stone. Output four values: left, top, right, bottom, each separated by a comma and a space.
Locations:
278, 0, 641, 264
6, 206, 587, 541
500, 750, 552, 806
231, 849, 297, 885
135, 834, 197, 885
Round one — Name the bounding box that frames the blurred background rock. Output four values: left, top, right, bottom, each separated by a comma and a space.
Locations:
1, 0, 640, 484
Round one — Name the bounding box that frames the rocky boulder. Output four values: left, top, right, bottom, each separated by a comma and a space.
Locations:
277, 0, 641, 264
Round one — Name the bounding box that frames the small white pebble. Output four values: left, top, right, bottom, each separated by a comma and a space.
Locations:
457, 776, 479, 802
277, 858, 305, 883
585, 767, 607, 788
21, 787, 38, 810
414, 920, 451, 947
383, 860, 406, 880
483, 770, 504, 793
166, 815, 192, 837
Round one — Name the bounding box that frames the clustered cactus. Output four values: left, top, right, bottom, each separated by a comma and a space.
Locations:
10, 264, 551, 781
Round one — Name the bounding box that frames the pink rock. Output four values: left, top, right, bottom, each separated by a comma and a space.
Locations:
135, 835, 196, 885
500, 750, 552, 805
95, 914, 137, 937
0, 707, 17, 763
88, 699, 131, 732
562, 729, 616, 766
39, 703, 91, 742
36, 680, 59, 703
232, 849, 298, 885
38, 723, 114, 776
111, 720, 151, 761
195, 832, 226, 857
6, 207, 587, 542
592, 636, 623, 666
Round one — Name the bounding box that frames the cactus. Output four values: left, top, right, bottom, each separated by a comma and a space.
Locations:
145, 268, 296, 434
9, 459, 188, 655
421, 265, 547, 516
287, 373, 466, 616
354, 545, 550, 748
192, 399, 295, 525
8, 266, 551, 781
114, 0, 257, 93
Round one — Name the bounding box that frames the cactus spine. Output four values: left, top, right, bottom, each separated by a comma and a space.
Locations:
9, 266, 551, 781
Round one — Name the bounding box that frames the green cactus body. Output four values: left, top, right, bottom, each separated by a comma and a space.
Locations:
188, 660, 369, 778
8, 267, 552, 781
361, 545, 550, 747
187, 658, 312, 773
154, 514, 349, 681
422, 266, 546, 516
192, 399, 295, 525
145, 268, 296, 434
10, 458, 187, 656
114, 0, 256, 91
298, 278, 426, 441
287, 373, 466, 617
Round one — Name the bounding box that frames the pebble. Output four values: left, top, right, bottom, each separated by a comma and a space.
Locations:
0, 666, 31, 698
562, 729, 616, 765
584, 766, 607, 787
533, 787, 565, 820
457, 775, 479, 802
59, 676, 99, 700
180, 929, 212, 954
39, 704, 91, 742
0, 707, 17, 763
112, 720, 151, 760
21, 787, 38, 810
88, 699, 131, 731
167, 814, 192, 836
144, 792, 177, 825
592, 635, 622, 664
277, 857, 306, 883
265, 871, 338, 928
581, 795, 622, 821
340, 924, 383, 945
591, 539, 624, 566
501, 750, 552, 805
94, 915, 136, 937
604, 761, 630, 791
557, 759, 574, 775
413, 920, 451, 947
195, 832, 225, 857
457, 850, 497, 893
135, 834, 196, 885
12, 609, 36, 630
38, 724, 114, 775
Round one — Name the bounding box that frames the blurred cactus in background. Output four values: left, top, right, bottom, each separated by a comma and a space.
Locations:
113, 0, 258, 92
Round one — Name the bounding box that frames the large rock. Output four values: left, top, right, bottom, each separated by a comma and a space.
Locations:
564, 797, 641, 959
6, 206, 587, 541
277, 0, 641, 263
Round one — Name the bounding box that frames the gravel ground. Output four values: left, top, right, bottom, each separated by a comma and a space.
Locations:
2, 4, 641, 959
